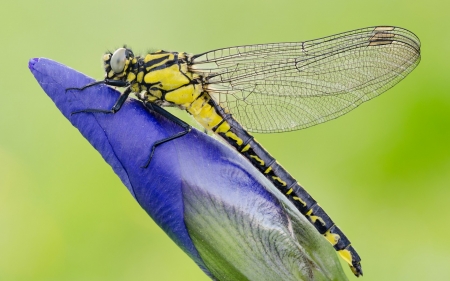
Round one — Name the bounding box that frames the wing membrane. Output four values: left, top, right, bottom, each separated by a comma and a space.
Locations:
190, 26, 421, 133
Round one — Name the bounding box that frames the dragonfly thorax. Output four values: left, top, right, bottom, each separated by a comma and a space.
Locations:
109, 50, 206, 111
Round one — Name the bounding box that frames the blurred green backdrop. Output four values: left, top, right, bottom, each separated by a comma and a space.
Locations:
1, 0, 449, 280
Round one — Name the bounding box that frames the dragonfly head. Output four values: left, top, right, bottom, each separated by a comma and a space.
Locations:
103, 47, 136, 83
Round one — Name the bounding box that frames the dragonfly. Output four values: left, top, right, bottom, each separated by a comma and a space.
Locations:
67, 26, 421, 277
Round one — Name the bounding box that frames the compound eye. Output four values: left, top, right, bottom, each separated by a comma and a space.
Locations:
110, 48, 127, 73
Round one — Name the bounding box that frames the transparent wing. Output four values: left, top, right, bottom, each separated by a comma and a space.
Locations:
190, 26, 421, 133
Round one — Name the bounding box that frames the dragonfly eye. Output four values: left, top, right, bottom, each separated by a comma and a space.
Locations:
110, 48, 127, 73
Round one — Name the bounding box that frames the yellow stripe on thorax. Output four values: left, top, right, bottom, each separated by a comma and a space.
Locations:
144, 53, 174, 71
143, 58, 202, 107
145, 64, 188, 88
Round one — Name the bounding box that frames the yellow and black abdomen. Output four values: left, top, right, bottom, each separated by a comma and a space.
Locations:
203, 103, 362, 276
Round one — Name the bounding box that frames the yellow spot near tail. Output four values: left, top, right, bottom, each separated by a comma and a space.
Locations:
338, 249, 354, 265
286, 188, 293, 195
324, 230, 340, 246
264, 166, 272, 174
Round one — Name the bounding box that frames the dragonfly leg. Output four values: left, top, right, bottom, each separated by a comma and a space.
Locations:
71, 87, 132, 115
66, 79, 128, 92
141, 103, 191, 168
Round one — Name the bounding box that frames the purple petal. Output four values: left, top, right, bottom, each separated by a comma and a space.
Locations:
29, 57, 348, 280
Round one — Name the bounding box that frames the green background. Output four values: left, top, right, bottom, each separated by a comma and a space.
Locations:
1, 0, 448, 280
